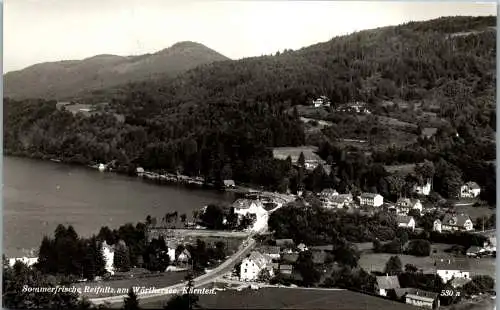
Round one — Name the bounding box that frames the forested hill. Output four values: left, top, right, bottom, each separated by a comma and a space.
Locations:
97, 16, 496, 122
3, 16, 496, 198
4, 41, 230, 100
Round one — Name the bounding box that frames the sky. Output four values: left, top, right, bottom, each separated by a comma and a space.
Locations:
4, 1, 497, 73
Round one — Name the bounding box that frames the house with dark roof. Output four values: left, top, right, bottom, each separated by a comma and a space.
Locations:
322, 193, 353, 209
434, 214, 473, 232
466, 245, 485, 257
434, 258, 470, 283
396, 198, 423, 215
375, 275, 400, 297
404, 289, 440, 309
359, 193, 384, 207
460, 181, 481, 198
259, 246, 281, 260
397, 215, 416, 231
240, 251, 274, 281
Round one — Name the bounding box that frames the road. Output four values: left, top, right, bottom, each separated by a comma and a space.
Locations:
88, 236, 257, 308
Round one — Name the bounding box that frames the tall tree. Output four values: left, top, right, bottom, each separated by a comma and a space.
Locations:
123, 287, 140, 310
384, 256, 402, 276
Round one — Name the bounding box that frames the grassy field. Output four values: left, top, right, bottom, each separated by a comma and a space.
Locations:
272, 146, 322, 162
384, 163, 418, 175
359, 251, 495, 276
183, 236, 244, 256
142, 287, 417, 309
377, 115, 418, 130
454, 205, 495, 221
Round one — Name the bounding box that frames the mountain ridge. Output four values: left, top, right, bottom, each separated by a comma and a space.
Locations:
4, 41, 230, 100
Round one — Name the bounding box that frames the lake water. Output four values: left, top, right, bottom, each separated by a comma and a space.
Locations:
3, 156, 232, 257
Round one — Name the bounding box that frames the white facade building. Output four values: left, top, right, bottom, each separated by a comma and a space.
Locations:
240, 251, 273, 281
397, 216, 416, 231
435, 258, 470, 284
101, 241, 115, 275
460, 182, 481, 198
233, 199, 267, 218
396, 198, 423, 215
435, 214, 474, 232
359, 193, 384, 207
8, 257, 38, 268
413, 179, 432, 196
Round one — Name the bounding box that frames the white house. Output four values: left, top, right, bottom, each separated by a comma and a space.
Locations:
136, 167, 145, 176
166, 241, 178, 262
433, 219, 442, 233
396, 198, 423, 215
321, 193, 353, 209
232, 199, 267, 218
177, 249, 191, 263
375, 275, 400, 297
359, 193, 384, 207
435, 214, 474, 232
413, 179, 432, 196
460, 182, 481, 198
404, 289, 440, 310
240, 251, 273, 281
8, 256, 38, 268
101, 241, 115, 275
435, 258, 470, 284
397, 215, 416, 231
319, 188, 339, 199
223, 180, 236, 188
312, 96, 330, 108
98, 163, 106, 172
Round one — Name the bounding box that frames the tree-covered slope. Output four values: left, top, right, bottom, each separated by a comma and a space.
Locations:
4, 16, 496, 194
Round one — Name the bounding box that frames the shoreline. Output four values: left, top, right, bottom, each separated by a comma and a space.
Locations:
4, 153, 220, 191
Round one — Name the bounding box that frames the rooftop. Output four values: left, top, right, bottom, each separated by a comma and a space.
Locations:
465, 181, 481, 190
442, 214, 471, 227
376, 276, 400, 290
405, 289, 439, 302
396, 215, 414, 225
360, 192, 381, 199
247, 251, 272, 269
259, 245, 280, 255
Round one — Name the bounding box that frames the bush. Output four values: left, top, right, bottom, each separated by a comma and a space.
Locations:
406, 239, 431, 256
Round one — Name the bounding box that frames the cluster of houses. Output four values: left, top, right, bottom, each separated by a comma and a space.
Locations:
239, 239, 331, 282
375, 257, 478, 309
316, 184, 483, 235
309, 96, 372, 114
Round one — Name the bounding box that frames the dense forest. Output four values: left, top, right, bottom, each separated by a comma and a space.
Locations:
3, 16, 496, 201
